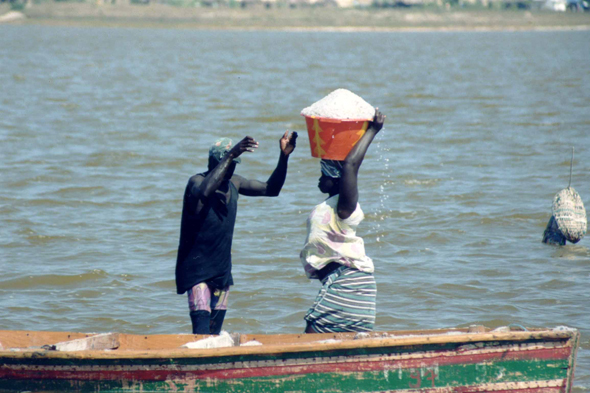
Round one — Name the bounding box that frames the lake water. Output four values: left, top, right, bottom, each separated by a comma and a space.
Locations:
0, 25, 589, 389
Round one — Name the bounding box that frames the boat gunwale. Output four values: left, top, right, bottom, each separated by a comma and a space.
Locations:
0, 329, 578, 360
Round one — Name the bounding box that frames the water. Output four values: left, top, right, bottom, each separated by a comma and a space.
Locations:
0, 25, 589, 388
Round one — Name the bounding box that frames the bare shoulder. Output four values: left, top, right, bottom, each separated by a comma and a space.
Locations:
230, 174, 245, 190
186, 174, 205, 196
189, 173, 205, 186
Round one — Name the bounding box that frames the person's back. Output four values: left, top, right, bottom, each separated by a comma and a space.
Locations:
176, 175, 238, 295
175, 133, 297, 335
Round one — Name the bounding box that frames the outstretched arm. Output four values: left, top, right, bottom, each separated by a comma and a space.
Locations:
238, 131, 298, 197
337, 109, 385, 220
191, 136, 258, 214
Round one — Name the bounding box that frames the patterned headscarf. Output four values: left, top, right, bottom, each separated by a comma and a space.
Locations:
209, 138, 241, 164
320, 159, 344, 178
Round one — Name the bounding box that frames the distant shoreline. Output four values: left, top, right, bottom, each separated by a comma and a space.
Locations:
11, 20, 590, 32
2, 3, 590, 31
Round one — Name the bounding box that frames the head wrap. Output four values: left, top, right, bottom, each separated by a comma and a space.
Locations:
209, 138, 241, 164
320, 159, 343, 178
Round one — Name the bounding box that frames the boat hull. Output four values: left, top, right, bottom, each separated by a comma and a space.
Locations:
0, 328, 580, 392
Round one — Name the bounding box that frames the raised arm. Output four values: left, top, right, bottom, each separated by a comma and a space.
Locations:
337, 109, 385, 220
238, 131, 298, 197
191, 136, 258, 214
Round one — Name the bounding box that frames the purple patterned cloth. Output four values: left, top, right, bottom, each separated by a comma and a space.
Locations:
187, 283, 230, 313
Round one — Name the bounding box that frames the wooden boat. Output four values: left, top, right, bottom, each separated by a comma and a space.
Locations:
0, 326, 580, 392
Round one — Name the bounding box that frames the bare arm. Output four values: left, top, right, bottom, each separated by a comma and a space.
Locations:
337, 110, 385, 220
238, 131, 298, 197
191, 136, 258, 214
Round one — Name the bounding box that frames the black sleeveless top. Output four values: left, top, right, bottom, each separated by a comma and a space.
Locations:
175, 175, 238, 294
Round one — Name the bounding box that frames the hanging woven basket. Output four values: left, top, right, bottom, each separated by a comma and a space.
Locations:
552, 187, 587, 244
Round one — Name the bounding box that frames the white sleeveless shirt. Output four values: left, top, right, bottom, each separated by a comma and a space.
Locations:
300, 195, 374, 279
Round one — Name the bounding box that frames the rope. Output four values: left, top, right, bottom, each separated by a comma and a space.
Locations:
508, 323, 528, 332
568, 147, 574, 189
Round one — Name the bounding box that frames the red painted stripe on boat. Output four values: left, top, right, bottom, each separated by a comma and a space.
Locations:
172, 347, 571, 381
0, 346, 571, 382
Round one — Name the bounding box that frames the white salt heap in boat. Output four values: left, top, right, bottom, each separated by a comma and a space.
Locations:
181, 331, 234, 349
241, 340, 263, 346
301, 89, 374, 120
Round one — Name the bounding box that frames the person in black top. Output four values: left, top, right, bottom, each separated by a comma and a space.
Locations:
176, 132, 297, 335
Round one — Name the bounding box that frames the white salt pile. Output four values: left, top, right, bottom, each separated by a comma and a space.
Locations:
553, 326, 578, 333
301, 89, 374, 120
241, 340, 263, 347
181, 331, 234, 349
315, 339, 341, 344
491, 326, 511, 333
0, 11, 26, 23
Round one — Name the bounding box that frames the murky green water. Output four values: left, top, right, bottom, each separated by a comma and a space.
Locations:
0, 25, 589, 388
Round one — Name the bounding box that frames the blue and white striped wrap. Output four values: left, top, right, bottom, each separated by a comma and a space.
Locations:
320, 159, 344, 179
305, 266, 376, 333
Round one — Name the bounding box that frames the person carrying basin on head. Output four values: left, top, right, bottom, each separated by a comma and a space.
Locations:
301, 109, 385, 334
176, 132, 297, 335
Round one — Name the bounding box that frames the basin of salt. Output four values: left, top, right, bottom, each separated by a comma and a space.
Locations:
301, 89, 376, 160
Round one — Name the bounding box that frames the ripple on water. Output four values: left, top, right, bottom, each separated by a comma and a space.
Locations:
18, 198, 109, 208
432, 283, 489, 297
538, 279, 577, 290
83, 151, 142, 167
151, 280, 176, 290
24, 234, 86, 246
48, 186, 108, 197
0, 270, 109, 290
245, 115, 295, 123
402, 178, 442, 187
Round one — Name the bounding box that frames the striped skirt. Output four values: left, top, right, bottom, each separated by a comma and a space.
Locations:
305, 266, 376, 333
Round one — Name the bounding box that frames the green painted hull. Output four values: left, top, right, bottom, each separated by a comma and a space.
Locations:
0, 328, 580, 392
